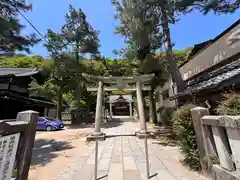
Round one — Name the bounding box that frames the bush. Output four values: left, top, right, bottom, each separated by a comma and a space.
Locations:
216, 92, 240, 115
157, 107, 176, 126
171, 104, 201, 171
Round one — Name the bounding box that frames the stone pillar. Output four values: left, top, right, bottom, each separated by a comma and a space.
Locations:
129, 102, 133, 117
102, 92, 105, 121
191, 107, 216, 177
109, 102, 113, 119
93, 81, 104, 135
16, 110, 39, 180
136, 81, 147, 134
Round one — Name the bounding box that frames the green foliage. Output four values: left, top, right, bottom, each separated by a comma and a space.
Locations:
0, 55, 45, 68
216, 92, 240, 115
152, 47, 192, 87
0, 0, 39, 54
100, 57, 134, 76
203, 153, 220, 166
26, 4, 101, 122
61, 5, 100, 55
112, 0, 192, 91
112, 0, 163, 60
157, 107, 176, 126
59, 5, 100, 123
146, 0, 239, 15
28, 78, 58, 102
45, 29, 67, 57
171, 104, 201, 171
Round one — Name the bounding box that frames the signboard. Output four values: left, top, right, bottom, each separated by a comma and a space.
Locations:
0, 133, 20, 180
116, 79, 126, 90
61, 112, 72, 121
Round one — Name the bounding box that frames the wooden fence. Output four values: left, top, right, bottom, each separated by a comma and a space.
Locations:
0, 110, 38, 180
191, 107, 240, 180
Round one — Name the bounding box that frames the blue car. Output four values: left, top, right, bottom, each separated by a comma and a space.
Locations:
37, 117, 64, 131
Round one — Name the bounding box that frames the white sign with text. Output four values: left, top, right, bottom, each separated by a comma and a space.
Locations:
0, 133, 20, 180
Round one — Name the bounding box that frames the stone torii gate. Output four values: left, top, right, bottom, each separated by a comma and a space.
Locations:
83, 73, 154, 180
83, 73, 154, 139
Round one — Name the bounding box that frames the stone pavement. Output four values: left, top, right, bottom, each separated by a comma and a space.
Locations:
55, 121, 209, 180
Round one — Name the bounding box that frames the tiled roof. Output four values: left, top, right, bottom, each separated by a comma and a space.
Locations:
109, 95, 132, 103
0, 91, 55, 107
185, 59, 240, 94
0, 68, 39, 77
179, 40, 213, 68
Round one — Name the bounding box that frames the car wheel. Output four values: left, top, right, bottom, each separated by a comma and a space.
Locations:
46, 125, 52, 132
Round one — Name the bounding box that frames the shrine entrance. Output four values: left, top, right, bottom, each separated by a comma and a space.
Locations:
108, 95, 133, 118
83, 73, 153, 136
82, 73, 154, 180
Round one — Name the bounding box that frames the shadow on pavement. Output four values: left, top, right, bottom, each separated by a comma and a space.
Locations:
31, 139, 73, 166
106, 133, 136, 138
102, 120, 124, 128
66, 119, 125, 130
153, 126, 178, 147
149, 173, 158, 179
65, 123, 95, 129
97, 175, 108, 180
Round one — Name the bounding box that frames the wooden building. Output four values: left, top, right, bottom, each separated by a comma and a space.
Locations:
0, 68, 55, 119
108, 95, 133, 117
156, 18, 240, 114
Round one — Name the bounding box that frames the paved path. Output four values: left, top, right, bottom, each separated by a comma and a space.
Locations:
55, 121, 208, 180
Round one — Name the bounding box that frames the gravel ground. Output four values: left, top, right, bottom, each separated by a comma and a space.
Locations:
28, 125, 93, 180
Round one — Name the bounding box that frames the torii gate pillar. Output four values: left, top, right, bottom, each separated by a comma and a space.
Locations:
87, 80, 106, 141
136, 81, 147, 134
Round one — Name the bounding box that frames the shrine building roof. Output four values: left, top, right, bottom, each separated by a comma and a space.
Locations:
0, 68, 39, 77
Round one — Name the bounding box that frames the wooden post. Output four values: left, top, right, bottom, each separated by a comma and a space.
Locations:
191, 107, 214, 176
16, 110, 39, 180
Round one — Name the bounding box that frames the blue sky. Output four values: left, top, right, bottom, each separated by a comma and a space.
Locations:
21, 0, 240, 58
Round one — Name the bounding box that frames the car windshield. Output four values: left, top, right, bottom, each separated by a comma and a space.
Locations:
45, 117, 56, 121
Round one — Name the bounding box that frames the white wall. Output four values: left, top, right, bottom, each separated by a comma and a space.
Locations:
155, 76, 176, 109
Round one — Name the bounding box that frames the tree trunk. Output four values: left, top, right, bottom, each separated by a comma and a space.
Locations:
148, 89, 157, 124
74, 48, 82, 124
75, 75, 82, 124
161, 8, 185, 96
56, 64, 63, 121
56, 86, 63, 120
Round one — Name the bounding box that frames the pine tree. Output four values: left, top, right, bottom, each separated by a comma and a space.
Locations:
113, 0, 239, 107
44, 29, 69, 120
61, 5, 100, 124
0, 0, 38, 54
112, 0, 168, 122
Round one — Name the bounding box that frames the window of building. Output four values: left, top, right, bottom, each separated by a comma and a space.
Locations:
162, 90, 169, 100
